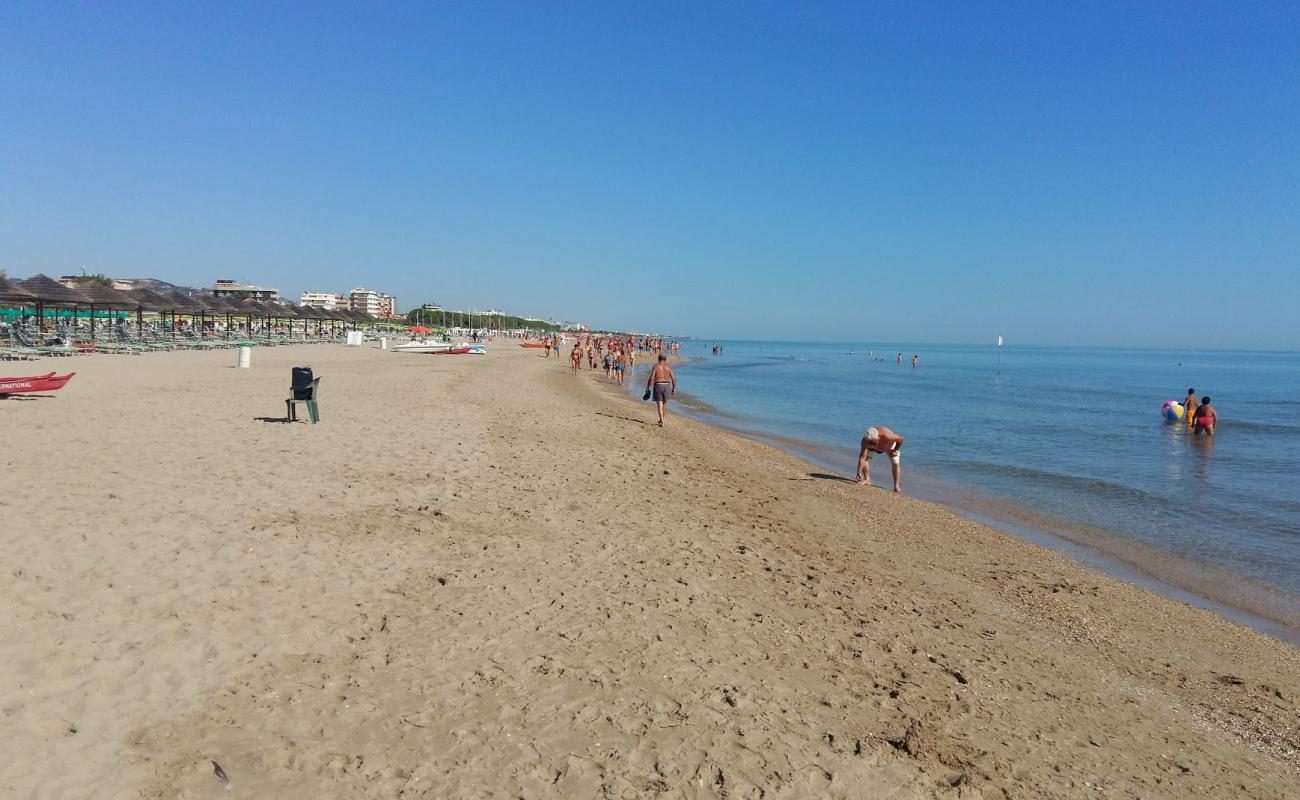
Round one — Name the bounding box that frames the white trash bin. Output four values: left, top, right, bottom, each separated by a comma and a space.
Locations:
237, 345, 252, 368
380, 336, 388, 350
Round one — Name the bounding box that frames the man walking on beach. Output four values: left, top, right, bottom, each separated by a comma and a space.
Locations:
857, 426, 904, 492
645, 354, 676, 427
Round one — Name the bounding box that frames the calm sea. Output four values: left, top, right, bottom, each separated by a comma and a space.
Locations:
629, 341, 1300, 635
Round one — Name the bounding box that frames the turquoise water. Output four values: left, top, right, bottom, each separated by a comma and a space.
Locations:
633, 341, 1300, 601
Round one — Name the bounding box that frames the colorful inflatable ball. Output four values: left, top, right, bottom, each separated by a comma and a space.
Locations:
1161, 400, 1185, 421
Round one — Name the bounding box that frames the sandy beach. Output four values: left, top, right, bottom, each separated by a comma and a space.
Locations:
2, 343, 1297, 799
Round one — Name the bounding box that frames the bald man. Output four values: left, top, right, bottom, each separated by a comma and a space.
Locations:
856, 426, 904, 493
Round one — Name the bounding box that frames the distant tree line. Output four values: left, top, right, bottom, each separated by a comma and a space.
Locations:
404, 308, 558, 332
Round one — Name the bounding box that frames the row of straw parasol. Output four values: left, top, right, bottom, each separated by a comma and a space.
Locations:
0, 273, 377, 341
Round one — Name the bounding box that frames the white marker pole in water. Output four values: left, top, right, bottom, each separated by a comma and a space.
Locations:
997, 335, 1003, 374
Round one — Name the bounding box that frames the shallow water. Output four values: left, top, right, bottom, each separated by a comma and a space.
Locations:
632, 341, 1300, 604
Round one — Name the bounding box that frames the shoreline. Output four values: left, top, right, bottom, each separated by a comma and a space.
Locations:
629, 361, 1300, 646
4, 343, 1297, 797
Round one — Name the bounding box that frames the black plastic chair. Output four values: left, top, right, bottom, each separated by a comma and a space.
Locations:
286, 367, 321, 423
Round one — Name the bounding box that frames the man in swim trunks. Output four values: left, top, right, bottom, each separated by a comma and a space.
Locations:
645, 354, 676, 427
856, 426, 904, 493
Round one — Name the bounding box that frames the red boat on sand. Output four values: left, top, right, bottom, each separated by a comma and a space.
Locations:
436, 347, 472, 355
0, 372, 77, 395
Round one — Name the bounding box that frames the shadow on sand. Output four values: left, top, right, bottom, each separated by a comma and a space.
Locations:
254, 415, 302, 424
596, 411, 649, 425
806, 472, 857, 484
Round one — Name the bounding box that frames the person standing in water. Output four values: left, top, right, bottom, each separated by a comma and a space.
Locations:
645, 354, 676, 427
1193, 396, 1217, 435
1184, 388, 1199, 427
856, 426, 905, 492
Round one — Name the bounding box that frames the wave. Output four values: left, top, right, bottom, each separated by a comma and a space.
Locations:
1222, 420, 1300, 436
707, 360, 789, 371
939, 460, 1175, 509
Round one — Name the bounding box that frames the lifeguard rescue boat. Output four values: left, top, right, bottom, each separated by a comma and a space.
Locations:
0, 372, 76, 395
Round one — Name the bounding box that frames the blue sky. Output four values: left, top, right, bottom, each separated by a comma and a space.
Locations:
2, 2, 1297, 346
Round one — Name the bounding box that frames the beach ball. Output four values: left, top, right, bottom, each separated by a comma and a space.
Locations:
1161, 400, 1185, 421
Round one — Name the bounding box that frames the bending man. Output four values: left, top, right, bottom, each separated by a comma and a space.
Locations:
856, 426, 904, 493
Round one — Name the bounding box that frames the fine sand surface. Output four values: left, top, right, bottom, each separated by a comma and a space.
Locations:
2, 343, 1297, 799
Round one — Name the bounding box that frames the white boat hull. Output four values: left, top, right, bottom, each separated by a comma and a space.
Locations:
394, 340, 453, 354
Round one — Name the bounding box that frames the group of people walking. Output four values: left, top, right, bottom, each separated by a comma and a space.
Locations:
559, 334, 678, 427
568, 336, 638, 384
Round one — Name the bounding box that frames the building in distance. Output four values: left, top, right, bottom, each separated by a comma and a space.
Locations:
350, 287, 398, 318
300, 291, 349, 310
213, 280, 279, 301
58, 275, 135, 291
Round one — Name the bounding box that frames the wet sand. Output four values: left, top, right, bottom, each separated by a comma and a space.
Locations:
1, 343, 1296, 798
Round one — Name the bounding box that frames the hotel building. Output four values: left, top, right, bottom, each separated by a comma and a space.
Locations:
300, 291, 349, 310
350, 287, 398, 318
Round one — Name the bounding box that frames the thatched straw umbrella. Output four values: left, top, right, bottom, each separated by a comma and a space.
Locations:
291, 302, 326, 338
209, 295, 247, 337
75, 283, 137, 341
0, 276, 38, 337
286, 302, 323, 338
160, 290, 205, 341
0, 275, 38, 305
300, 304, 329, 336
125, 288, 171, 339
187, 293, 227, 337
266, 300, 302, 338
240, 298, 274, 338
16, 274, 93, 337
313, 307, 342, 336
319, 306, 342, 337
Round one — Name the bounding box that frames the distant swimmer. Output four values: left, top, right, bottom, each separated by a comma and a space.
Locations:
897, 353, 902, 364
644, 353, 677, 427
857, 426, 904, 492
1193, 396, 1217, 435
1184, 388, 1198, 428
911, 354, 918, 368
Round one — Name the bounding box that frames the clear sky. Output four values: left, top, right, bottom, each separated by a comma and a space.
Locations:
2, 2, 1297, 347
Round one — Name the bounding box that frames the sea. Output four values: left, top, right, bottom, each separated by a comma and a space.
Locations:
628, 341, 1300, 642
